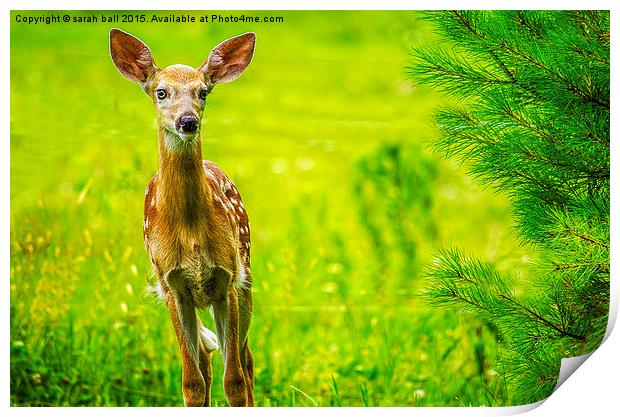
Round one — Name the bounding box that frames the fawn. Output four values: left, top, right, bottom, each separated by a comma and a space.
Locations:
109, 28, 256, 407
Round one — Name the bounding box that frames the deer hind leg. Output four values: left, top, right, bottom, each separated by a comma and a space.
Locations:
213, 285, 249, 406
197, 317, 218, 406
165, 292, 206, 406
238, 284, 255, 405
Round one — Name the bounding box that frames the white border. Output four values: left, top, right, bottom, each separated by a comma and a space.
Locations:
3, 1, 617, 416
0, 0, 618, 11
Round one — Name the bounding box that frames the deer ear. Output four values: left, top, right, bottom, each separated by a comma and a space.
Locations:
109, 28, 157, 83
199, 32, 256, 85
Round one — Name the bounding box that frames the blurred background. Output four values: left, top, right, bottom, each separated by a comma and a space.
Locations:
10, 10, 533, 406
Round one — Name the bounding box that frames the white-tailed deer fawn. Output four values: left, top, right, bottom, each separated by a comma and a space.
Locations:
109, 28, 256, 407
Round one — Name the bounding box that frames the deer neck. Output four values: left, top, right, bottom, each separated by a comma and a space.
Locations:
156, 129, 212, 228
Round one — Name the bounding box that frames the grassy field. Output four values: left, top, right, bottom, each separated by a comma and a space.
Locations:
10, 11, 534, 406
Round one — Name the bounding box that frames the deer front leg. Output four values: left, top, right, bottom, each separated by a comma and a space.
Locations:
240, 342, 254, 406
165, 293, 206, 406
213, 285, 248, 406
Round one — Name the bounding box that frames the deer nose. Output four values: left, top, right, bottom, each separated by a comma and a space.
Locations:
178, 115, 199, 133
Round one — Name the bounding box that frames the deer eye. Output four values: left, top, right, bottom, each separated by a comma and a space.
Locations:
199, 90, 207, 100
156, 89, 167, 100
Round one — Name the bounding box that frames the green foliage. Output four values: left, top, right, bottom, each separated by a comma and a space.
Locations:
411, 11, 610, 404
354, 143, 438, 287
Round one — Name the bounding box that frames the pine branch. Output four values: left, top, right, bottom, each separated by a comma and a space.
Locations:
413, 10, 609, 405
514, 11, 544, 39
494, 39, 609, 109
571, 11, 610, 46
565, 229, 609, 250
553, 262, 609, 274
447, 10, 609, 109
498, 295, 585, 341
425, 249, 587, 342
450, 11, 517, 83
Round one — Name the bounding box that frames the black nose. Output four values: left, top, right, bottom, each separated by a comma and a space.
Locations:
179, 115, 199, 133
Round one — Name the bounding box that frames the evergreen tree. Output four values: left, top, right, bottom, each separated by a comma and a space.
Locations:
409, 11, 610, 404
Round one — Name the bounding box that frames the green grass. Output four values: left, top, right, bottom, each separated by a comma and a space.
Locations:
11, 10, 533, 406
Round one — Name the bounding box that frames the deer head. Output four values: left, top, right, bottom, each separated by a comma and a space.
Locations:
109, 28, 256, 153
